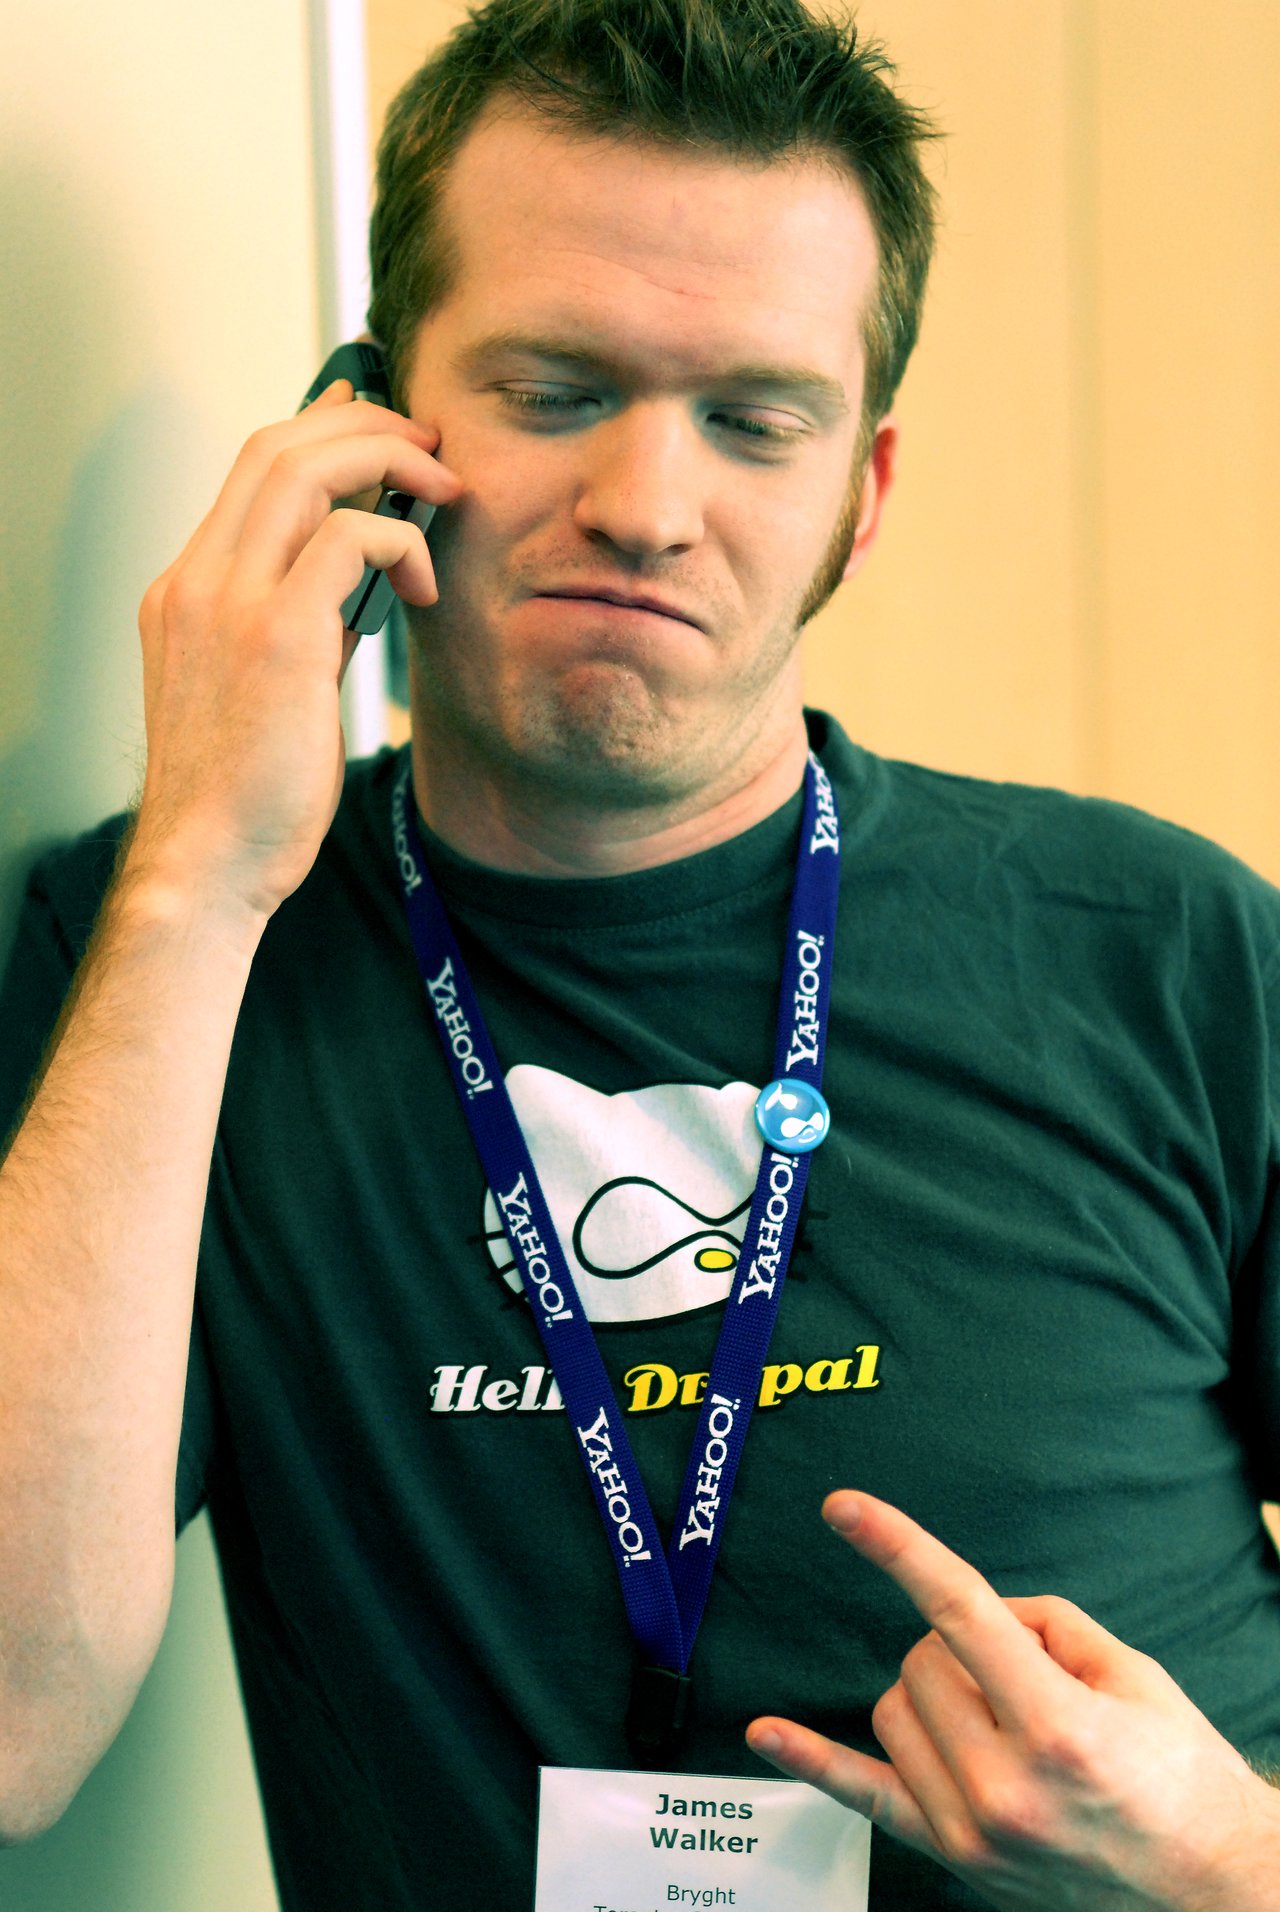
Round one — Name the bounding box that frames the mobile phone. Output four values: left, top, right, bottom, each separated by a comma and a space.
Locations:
301, 340, 437, 636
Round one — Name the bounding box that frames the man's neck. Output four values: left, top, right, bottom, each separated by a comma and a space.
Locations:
408, 710, 811, 878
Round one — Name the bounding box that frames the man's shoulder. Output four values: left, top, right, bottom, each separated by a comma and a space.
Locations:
821, 718, 1277, 907
16, 812, 133, 963
812, 714, 1280, 976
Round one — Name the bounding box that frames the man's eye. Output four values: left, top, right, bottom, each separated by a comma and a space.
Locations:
498, 389, 593, 416
497, 390, 803, 449
715, 409, 803, 441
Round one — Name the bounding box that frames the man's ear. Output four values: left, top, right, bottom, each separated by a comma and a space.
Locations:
839, 416, 899, 587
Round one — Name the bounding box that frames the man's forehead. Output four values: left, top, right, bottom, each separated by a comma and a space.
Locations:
431, 100, 877, 385
444, 100, 872, 249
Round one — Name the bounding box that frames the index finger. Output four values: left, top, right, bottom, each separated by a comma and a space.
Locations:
233, 434, 457, 595
195, 399, 443, 567
824, 1491, 1072, 1728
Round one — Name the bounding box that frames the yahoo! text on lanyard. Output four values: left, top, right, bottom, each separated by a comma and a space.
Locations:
393, 752, 840, 1765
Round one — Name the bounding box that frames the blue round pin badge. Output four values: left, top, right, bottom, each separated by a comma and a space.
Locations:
754, 1077, 831, 1154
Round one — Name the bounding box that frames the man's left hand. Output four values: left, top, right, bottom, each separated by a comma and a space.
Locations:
747, 1491, 1280, 1910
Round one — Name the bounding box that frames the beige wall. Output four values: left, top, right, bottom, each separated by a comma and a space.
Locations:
839, 0, 1280, 883
369, 0, 1280, 880
0, 0, 318, 1905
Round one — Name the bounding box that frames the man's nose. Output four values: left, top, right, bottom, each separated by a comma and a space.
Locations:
571, 402, 706, 554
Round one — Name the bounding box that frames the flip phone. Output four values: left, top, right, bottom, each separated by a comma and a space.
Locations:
301, 340, 437, 635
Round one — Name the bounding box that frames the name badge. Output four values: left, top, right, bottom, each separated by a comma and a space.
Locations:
534, 1766, 870, 1911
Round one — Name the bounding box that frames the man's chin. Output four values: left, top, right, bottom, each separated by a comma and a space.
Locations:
545, 663, 666, 749
482, 672, 703, 807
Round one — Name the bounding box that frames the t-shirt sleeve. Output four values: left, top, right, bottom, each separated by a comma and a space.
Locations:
175, 1302, 218, 1535
0, 825, 218, 1537
1235, 949, 1280, 1500
0, 856, 93, 1152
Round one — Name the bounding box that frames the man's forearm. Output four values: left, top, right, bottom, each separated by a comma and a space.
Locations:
0, 367, 451, 1841
0, 841, 266, 1840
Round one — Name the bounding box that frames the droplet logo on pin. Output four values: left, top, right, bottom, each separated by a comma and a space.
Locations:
754, 1077, 831, 1153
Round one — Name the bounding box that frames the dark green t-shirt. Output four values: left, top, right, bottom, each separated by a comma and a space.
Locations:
5, 711, 1280, 1911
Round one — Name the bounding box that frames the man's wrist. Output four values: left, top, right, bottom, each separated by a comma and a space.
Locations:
111, 837, 272, 968
1184, 1766, 1280, 1912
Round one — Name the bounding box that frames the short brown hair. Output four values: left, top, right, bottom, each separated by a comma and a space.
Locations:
369, 0, 941, 461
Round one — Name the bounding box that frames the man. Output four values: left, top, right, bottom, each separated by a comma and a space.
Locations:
2, 1, 1280, 1906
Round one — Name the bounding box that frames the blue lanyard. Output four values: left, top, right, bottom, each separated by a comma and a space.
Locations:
393, 752, 840, 1759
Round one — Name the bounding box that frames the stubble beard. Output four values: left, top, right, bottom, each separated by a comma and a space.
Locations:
406, 450, 866, 807
408, 609, 795, 813
796, 448, 867, 628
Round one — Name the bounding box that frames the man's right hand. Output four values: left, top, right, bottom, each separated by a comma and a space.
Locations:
129, 376, 462, 923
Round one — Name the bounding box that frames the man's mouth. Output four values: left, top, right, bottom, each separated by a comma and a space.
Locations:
537, 586, 703, 630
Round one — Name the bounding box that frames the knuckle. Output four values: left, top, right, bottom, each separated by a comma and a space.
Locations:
1023, 1709, 1098, 1781
158, 567, 209, 626
269, 441, 312, 487
238, 599, 300, 663
937, 1816, 999, 1872
899, 1630, 942, 1684
139, 574, 167, 626
870, 1685, 904, 1746
1129, 1645, 1170, 1683
931, 1581, 984, 1635
806, 1738, 847, 1795
867, 1773, 904, 1831
335, 505, 425, 559
227, 594, 268, 648
328, 502, 376, 530
242, 422, 283, 465
321, 507, 383, 557
967, 1771, 1046, 1849
317, 505, 356, 542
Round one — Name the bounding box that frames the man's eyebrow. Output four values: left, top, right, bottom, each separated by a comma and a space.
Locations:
449, 329, 851, 419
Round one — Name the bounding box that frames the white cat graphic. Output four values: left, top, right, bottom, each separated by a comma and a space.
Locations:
481, 1065, 762, 1323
